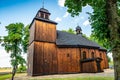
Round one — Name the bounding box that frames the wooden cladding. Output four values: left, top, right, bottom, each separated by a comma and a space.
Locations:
29, 21, 35, 44
28, 42, 109, 76
33, 42, 57, 75
57, 48, 81, 73
28, 42, 34, 76
29, 20, 56, 44
81, 61, 97, 73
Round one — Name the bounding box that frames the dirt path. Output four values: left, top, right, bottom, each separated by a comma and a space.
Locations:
13, 69, 114, 80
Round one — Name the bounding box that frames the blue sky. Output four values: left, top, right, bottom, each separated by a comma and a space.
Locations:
1, 0, 108, 67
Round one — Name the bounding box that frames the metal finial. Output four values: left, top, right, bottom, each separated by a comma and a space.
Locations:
42, 0, 44, 8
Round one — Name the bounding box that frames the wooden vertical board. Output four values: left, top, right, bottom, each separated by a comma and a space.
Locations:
35, 21, 42, 41
48, 23, 56, 42
67, 48, 71, 73
104, 51, 109, 68
101, 51, 106, 69
57, 48, 63, 73
62, 48, 68, 73
76, 48, 80, 72
99, 51, 104, 69
49, 44, 57, 74
34, 42, 44, 75
94, 61, 97, 72
28, 42, 34, 76
43, 42, 51, 74
35, 20, 56, 43
29, 21, 35, 44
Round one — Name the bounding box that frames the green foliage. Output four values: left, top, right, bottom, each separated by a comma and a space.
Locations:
1, 23, 27, 79
0, 36, 2, 43
22, 25, 29, 53
17, 65, 27, 73
62, 28, 75, 34
65, 0, 120, 50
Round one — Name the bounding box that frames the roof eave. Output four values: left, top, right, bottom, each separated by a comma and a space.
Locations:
29, 17, 57, 29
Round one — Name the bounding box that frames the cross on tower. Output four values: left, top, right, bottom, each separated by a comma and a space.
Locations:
42, 0, 44, 8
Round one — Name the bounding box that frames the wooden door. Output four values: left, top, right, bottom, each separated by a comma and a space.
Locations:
96, 61, 102, 72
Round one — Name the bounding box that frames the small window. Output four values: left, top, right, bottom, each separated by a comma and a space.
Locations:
91, 52, 95, 58
82, 51, 86, 59
45, 14, 48, 19
67, 53, 70, 57
41, 13, 44, 18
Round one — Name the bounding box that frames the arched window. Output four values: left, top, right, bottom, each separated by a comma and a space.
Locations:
100, 53, 102, 58
82, 51, 86, 59
91, 52, 95, 58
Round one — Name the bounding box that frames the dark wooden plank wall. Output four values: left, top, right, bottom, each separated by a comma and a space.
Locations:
28, 42, 34, 76
35, 20, 56, 43
81, 61, 97, 73
103, 51, 109, 68
29, 21, 35, 44
80, 48, 108, 72
99, 51, 104, 70
57, 48, 81, 73
33, 41, 57, 75
95, 49, 108, 69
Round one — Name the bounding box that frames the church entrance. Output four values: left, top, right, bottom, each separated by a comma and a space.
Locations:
96, 58, 102, 72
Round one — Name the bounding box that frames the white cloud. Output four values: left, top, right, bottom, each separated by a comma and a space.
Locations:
58, 0, 65, 7
0, 49, 11, 67
83, 20, 90, 26
63, 12, 69, 18
80, 16, 84, 19
55, 17, 62, 22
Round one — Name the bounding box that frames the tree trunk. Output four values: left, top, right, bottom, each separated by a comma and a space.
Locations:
112, 46, 120, 80
11, 42, 18, 80
11, 65, 17, 80
106, 0, 120, 80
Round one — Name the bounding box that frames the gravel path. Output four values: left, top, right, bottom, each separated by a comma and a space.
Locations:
13, 69, 114, 80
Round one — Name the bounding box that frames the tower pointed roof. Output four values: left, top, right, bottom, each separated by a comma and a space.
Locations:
39, 8, 51, 15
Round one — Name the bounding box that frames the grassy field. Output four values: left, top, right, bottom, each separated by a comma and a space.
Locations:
0, 74, 114, 80
0, 74, 12, 80
0, 68, 12, 73
0, 68, 114, 80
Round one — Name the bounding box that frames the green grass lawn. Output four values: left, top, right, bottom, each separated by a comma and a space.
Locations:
0, 74, 114, 80
0, 74, 12, 80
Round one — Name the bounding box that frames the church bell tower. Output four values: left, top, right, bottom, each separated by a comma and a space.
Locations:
28, 6, 57, 76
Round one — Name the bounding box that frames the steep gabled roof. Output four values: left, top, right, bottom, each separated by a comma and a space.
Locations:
56, 31, 106, 51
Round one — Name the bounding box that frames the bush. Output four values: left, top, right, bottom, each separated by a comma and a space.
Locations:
17, 65, 27, 73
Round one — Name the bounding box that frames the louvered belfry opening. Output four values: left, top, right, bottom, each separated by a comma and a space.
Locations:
36, 8, 51, 20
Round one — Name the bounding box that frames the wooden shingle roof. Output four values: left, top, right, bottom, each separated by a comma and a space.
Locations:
56, 31, 106, 51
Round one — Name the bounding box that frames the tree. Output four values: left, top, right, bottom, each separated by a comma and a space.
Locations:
1, 23, 26, 80
62, 28, 75, 34
22, 25, 29, 53
65, 0, 120, 80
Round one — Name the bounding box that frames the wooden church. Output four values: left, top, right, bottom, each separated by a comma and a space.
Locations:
28, 7, 109, 76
